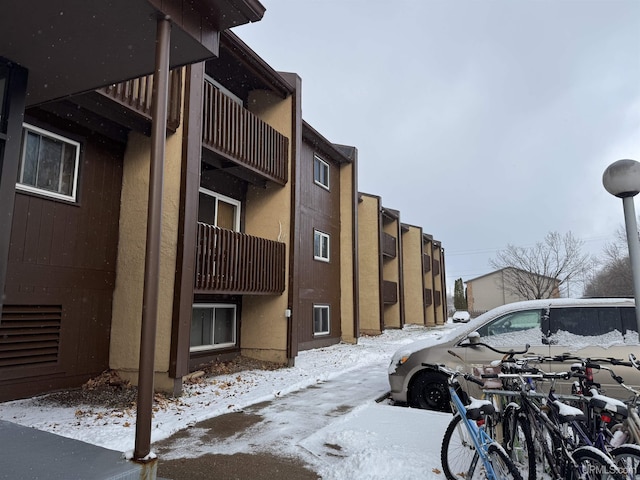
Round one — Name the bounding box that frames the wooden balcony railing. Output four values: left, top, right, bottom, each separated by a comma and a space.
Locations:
98, 69, 183, 131
423, 254, 431, 273
433, 259, 441, 276
382, 232, 396, 259
195, 223, 286, 295
382, 280, 398, 305
424, 288, 433, 307
202, 81, 289, 185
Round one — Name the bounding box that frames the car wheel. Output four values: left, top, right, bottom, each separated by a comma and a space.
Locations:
408, 370, 450, 412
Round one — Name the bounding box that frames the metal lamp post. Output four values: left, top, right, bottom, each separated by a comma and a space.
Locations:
603, 159, 640, 336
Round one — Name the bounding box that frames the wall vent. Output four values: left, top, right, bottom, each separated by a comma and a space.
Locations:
0, 305, 62, 369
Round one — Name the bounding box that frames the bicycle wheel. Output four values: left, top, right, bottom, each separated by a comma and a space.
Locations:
487, 442, 524, 480
611, 444, 640, 480
441, 413, 482, 480
570, 445, 624, 480
502, 406, 536, 480
530, 413, 559, 477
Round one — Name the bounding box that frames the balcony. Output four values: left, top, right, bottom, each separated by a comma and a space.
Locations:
202, 80, 289, 185
195, 223, 285, 295
382, 232, 397, 259
90, 69, 183, 134
382, 280, 398, 305
423, 254, 431, 273
424, 288, 433, 306
433, 259, 441, 276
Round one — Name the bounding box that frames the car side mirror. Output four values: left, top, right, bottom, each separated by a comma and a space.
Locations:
467, 331, 481, 345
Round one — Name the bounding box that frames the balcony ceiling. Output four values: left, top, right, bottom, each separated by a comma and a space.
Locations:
206, 31, 294, 101
1, 0, 265, 107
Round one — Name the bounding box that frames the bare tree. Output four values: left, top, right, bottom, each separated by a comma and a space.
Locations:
584, 225, 633, 297
490, 231, 592, 299
583, 257, 632, 297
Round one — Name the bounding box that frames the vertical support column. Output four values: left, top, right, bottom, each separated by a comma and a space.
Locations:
0, 61, 27, 318
622, 196, 640, 336
134, 15, 171, 461
170, 62, 204, 387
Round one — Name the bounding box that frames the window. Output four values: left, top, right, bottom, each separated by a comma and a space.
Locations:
549, 307, 624, 338
477, 309, 543, 346
313, 154, 329, 190
313, 305, 330, 335
190, 304, 237, 351
621, 307, 638, 336
198, 187, 241, 231
314, 230, 330, 262
17, 124, 80, 202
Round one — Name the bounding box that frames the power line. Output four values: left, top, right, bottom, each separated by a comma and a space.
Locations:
446, 234, 616, 257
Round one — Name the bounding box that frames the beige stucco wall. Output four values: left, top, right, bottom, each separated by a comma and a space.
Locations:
357, 194, 381, 335
241, 90, 293, 363
402, 226, 425, 325
382, 219, 401, 328
109, 120, 184, 392
340, 162, 356, 344
467, 271, 525, 312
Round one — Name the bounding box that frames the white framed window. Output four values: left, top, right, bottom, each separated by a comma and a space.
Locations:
314, 229, 330, 262
198, 187, 241, 231
17, 123, 80, 202
313, 305, 330, 335
190, 304, 237, 351
313, 154, 329, 190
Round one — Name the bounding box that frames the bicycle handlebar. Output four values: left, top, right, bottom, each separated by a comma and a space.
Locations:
545, 353, 632, 367
423, 362, 486, 386
482, 371, 570, 381
550, 356, 637, 393
459, 341, 530, 356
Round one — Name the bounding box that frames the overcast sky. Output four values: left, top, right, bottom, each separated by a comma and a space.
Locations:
234, 0, 640, 293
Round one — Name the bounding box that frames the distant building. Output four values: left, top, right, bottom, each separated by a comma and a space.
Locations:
466, 267, 560, 313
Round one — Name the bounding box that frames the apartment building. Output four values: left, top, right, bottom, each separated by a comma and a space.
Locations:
292, 122, 358, 354
0, 9, 446, 403
466, 267, 560, 313
401, 224, 426, 325
424, 236, 447, 325
357, 194, 447, 335
0, 26, 354, 401
0, 4, 290, 400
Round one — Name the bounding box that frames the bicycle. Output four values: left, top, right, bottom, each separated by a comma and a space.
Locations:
613, 353, 640, 446
541, 354, 640, 477
427, 362, 523, 480
492, 367, 627, 479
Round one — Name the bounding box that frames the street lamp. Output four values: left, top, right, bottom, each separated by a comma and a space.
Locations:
602, 159, 640, 336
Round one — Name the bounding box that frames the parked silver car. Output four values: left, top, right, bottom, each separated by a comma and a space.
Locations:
388, 298, 640, 411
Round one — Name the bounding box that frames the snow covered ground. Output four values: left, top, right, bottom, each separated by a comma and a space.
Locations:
0, 322, 466, 479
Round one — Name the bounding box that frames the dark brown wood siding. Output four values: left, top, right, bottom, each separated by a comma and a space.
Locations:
0, 114, 124, 401
296, 144, 341, 351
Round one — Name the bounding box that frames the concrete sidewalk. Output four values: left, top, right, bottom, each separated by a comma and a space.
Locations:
0, 419, 156, 480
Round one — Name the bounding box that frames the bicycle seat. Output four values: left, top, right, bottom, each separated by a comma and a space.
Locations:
588, 389, 628, 421
551, 400, 587, 423
466, 398, 496, 420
